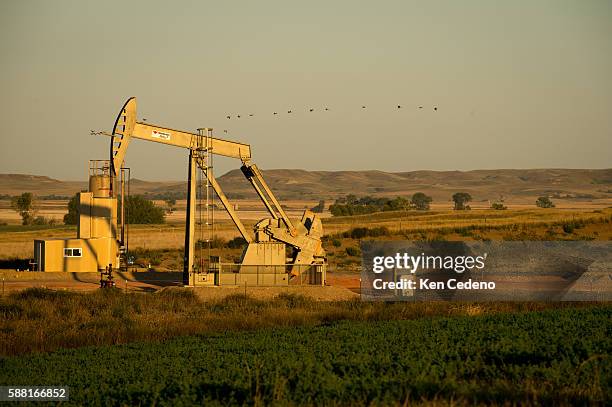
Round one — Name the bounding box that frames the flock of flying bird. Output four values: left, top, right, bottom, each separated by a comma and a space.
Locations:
224, 104, 438, 120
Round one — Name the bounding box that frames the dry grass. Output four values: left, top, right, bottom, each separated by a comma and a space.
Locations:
2, 208, 610, 261
322, 208, 612, 270
0, 287, 603, 356
323, 208, 612, 235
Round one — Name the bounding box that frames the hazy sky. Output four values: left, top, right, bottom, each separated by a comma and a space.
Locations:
0, 0, 610, 180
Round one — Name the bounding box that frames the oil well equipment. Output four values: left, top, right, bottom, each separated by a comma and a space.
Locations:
33, 98, 327, 286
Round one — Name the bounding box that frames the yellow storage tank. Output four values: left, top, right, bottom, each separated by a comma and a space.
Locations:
89, 174, 112, 198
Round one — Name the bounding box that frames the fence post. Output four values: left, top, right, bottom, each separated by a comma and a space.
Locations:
125, 279, 128, 293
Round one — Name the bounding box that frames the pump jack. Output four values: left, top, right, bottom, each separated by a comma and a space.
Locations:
98, 97, 326, 285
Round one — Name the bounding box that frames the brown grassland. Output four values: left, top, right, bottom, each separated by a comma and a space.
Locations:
1, 207, 610, 264
0, 288, 601, 357
0, 203, 610, 406
0, 205, 610, 358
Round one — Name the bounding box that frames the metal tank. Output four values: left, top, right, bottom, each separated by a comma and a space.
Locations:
89, 174, 112, 198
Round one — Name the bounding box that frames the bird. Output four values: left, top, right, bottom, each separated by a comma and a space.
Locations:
249, 113, 254, 117
223, 129, 228, 133
397, 105, 401, 109
237, 115, 241, 118
288, 110, 292, 113
324, 107, 329, 111
362, 105, 366, 109
226, 115, 231, 119
433, 106, 438, 111
273, 112, 278, 115
418, 106, 423, 109
309, 108, 314, 112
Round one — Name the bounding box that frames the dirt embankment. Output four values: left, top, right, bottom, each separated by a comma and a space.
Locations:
0, 270, 360, 299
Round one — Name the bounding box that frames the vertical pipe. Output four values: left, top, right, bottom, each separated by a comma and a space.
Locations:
183, 150, 197, 286
322, 264, 326, 286
209, 129, 214, 273
120, 169, 125, 248
126, 168, 130, 257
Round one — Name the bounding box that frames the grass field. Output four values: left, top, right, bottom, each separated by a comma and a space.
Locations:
1, 303, 609, 405
0, 288, 592, 356
323, 208, 612, 271
0, 206, 610, 405
1, 208, 610, 266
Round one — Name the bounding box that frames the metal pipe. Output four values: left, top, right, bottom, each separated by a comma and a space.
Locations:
183, 150, 197, 286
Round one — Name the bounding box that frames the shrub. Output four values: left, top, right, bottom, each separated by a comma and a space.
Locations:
368, 226, 390, 237
64, 194, 79, 225
347, 226, 391, 239
119, 195, 165, 224
411, 192, 432, 210
311, 200, 326, 213
331, 239, 342, 247
345, 247, 361, 257
227, 237, 248, 249
149, 253, 162, 266
536, 196, 555, 208
350, 227, 368, 239
197, 236, 226, 249
490, 202, 507, 210
31, 216, 56, 226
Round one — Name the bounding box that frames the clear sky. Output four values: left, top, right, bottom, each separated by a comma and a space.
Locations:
0, 0, 610, 180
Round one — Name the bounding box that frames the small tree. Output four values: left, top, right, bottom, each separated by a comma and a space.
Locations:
311, 200, 326, 213
11, 192, 37, 225
164, 198, 177, 214
452, 192, 472, 210
345, 194, 358, 205
387, 196, 410, 211
227, 236, 248, 249
64, 194, 79, 225
536, 196, 555, 208
490, 202, 507, 210
119, 195, 165, 224
411, 192, 432, 210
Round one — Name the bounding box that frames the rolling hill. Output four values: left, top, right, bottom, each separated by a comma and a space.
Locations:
0, 169, 611, 203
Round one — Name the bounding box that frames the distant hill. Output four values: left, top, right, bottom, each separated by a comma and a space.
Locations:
217, 168, 612, 202
1, 169, 611, 202
0, 174, 86, 197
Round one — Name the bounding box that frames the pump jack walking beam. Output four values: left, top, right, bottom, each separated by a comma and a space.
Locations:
105, 98, 251, 172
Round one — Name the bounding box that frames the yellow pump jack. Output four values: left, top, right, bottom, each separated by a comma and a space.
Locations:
93, 97, 327, 285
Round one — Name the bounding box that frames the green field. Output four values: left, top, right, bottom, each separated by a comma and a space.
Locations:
1, 306, 609, 406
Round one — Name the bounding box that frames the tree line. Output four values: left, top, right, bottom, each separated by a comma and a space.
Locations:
6, 191, 560, 226
327, 192, 557, 216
